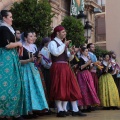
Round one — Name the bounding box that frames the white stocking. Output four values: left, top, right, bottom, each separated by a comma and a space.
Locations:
71, 101, 79, 112
55, 100, 64, 112
62, 101, 68, 112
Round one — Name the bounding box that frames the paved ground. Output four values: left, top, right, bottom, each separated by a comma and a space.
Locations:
31, 110, 120, 120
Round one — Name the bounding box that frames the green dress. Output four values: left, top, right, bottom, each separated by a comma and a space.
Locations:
0, 26, 25, 116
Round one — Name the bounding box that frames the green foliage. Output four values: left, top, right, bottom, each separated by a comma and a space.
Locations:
61, 16, 85, 47
11, 0, 54, 46
95, 46, 109, 58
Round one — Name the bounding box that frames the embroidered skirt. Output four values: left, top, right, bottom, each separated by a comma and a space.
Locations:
99, 73, 120, 107
77, 70, 100, 106
91, 72, 99, 94
0, 48, 25, 116
21, 62, 48, 114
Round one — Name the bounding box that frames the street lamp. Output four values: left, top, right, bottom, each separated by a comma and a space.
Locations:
77, 11, 87, 25
84, 21, 92, 43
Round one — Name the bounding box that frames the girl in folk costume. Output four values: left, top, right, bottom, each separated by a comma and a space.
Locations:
99, 53, 120, 109
76, 47, 100, 112
19, 32, 48, 118
48, 25, 86, 117
110, 52, 120, 97
0, 10, 25, 120
20, 32, 47, 99
39, 37, 53, 107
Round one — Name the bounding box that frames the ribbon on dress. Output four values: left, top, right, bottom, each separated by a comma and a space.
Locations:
110, 61, 120, 71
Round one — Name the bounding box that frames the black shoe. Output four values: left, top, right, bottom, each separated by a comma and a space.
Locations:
30, 114, 38, 118
81, 109, 91, 113
32, 112, 44, 116
22, 115, 33, 119
23, 113, 38, 119
102, 107, 110, 110
57, 111, 66, 117
64, 111, 70, 116
13, 116, 24, 120
110, 107, 120, 110
0, 118, 7, 120
45, 110, 55, 115
87, 106, 95, 111
72, 111, 87, 117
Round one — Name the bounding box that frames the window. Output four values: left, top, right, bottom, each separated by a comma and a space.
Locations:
61, 0, 71, 12
95, 15, 106, 42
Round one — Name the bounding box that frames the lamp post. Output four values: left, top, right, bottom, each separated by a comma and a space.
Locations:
77, 11, 87, 25
84, 21, 92, 43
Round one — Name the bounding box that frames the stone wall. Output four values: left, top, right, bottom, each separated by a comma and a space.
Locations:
0, 0, 22, 10
106, 0, 120, 64
49, 0, 70, 29
0, 0, 70, 29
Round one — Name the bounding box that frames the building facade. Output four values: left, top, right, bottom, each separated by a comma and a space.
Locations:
0, 0, 71, 29
0, 0, 22, 10
106, 0, 120, 64
0, 0, 105, 48
94, 0, 106, 49
49, 0, 71, 29
84, 0, 102, 43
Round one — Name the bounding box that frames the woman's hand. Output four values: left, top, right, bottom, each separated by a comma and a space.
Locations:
29, 56, 36, 62
107, 60, 111, 66
87, 60, 92, 65
17, 42, 22, 47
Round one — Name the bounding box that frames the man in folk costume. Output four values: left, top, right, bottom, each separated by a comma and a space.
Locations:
87, 43, 98, 94
48, 25, 86, 117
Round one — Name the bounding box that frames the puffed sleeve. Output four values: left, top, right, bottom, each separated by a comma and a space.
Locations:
41, 48, 52, 69
48, 41, 65, 56
1, 27, 11, 47
78, 58, 85, 70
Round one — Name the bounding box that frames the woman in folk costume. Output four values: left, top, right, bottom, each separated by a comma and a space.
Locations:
20, 32, 46, 95
19, 31, 48, 118
48, 25, 86, 117
99, 53, 120, 109
0, 10, 25, 120
77, 47, 100, 112
110, 52, 120, 97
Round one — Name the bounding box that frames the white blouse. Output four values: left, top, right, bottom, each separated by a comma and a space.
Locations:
23, 43, 37, 53
48, 37, 74, 61
41, 47, 52, 69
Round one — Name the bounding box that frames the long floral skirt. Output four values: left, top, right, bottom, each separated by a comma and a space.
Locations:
21, 63, 48, 114
77, 70, 100, 106
99, 73, 120, 107
91, 72, 99, 94
0, 48, 24, 116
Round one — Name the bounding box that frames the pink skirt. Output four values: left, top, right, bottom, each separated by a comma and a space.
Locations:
50, 63, 82, 101
91, 72, 98, 94
77, 70, 100, 106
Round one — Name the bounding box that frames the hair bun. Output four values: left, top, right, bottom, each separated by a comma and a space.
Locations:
0, 11, 2, 20
0, 10, 9, 19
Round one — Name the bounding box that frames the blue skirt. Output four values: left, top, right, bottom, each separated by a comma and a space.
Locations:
0, 48, 25, 116
21, 62, 48, 114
